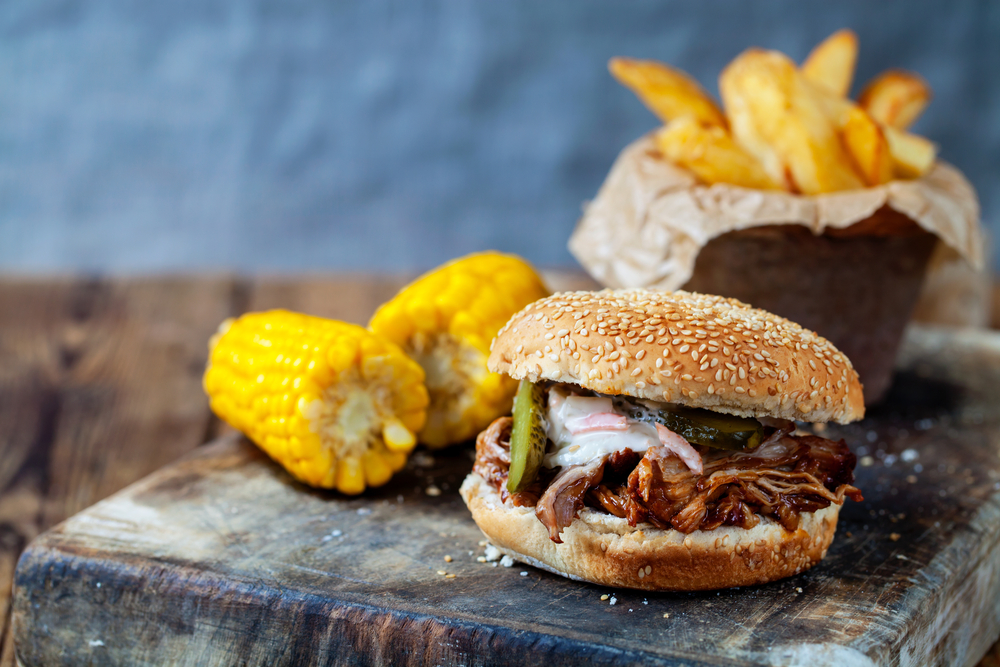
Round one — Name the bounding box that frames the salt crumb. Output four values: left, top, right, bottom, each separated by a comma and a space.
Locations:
88, 640, 104, 647
500, 555, 515, 567
411, 452, 435, 467
331, 529, 342, 537
795, 587, 803, 593
663, 613, 670, 618
321, 535, 333, 542
520, 571, 528, 577
609, 596, 617, 606
642, 600, 648, 605
95, 582, 101, 588
356, 508, 372, 516
859, 456, 874, 467
484, 545, 502, 562
425, 485, 441, 497
906, 475, 917, 484
901, 448, 919, 462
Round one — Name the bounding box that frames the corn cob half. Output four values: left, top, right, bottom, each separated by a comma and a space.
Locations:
369, 251, 549, 448
204, 310, 428, 494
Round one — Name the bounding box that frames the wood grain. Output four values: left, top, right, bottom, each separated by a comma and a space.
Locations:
0, 274, 998, 666
0, 277, 236, 664
10, 324, 1000, 666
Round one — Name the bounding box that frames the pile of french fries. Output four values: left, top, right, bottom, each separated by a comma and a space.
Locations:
610, 30, 936, 194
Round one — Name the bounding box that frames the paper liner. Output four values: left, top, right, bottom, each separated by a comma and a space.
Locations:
568, 134, 983, 403
569, 135, 982, 291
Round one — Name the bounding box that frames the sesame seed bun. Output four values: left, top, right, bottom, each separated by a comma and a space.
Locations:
459, 472, 841, 591
489, 289, 864, 424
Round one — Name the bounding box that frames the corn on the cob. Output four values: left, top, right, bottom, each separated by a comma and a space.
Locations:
203, 310, 428, 494
369, 251, 549, 448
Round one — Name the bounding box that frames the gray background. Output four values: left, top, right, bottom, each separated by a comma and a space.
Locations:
2, 0, 997, 273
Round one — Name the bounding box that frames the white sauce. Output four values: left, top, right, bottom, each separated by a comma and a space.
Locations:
543, 386, 659, 468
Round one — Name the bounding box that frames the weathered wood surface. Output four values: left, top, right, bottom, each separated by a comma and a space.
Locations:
0, 271, 598, 667
9, 320, 1000, 666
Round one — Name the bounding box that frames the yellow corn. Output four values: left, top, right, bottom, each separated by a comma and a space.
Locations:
369, 251, 549, 448
203, 310, 428, 494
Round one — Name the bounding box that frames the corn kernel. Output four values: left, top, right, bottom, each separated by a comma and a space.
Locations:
203, 309, 427, 494
370, 251, 548, 448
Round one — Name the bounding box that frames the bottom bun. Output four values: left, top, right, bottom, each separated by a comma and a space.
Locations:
459, 472, 841, 591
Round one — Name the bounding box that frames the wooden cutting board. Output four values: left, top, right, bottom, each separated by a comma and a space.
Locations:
11, 326, 1000, 667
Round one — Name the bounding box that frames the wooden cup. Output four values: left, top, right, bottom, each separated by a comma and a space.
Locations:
682, 207, 938, 404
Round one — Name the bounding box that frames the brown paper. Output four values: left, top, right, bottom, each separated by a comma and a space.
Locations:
569, 135, 983, 291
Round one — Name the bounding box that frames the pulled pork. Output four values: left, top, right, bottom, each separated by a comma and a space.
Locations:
473, 417, 862, 543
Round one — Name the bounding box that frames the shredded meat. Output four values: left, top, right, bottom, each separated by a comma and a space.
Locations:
473, 416, 862, 541
535, 459, 605, 543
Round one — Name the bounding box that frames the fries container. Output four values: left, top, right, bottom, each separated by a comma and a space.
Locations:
570, 135, 982, 403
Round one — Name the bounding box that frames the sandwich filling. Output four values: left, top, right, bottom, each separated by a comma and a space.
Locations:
474, 382, 861, 543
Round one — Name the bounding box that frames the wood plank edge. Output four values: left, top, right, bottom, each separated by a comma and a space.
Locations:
8, 544, 745, 667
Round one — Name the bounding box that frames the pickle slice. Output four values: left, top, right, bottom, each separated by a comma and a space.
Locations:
507, 379, 547, 493
657, 406, 763, 451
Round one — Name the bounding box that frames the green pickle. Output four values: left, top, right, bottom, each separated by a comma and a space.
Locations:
657, 406, 763, 451
507, 379, 547, 493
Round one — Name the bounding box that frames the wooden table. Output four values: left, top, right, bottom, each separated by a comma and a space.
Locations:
2, 273, 1000, 666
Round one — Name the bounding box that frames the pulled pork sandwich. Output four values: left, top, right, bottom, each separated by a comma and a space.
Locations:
459, 289, 864, 591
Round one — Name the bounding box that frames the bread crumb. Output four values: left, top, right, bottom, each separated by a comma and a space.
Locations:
425, 485, 441, 497
476, 556, 486, 563
601, 594, 609, 601
859, 456, 874, 467
445, 574, 456, 579
663, 613, 670, 619
436, 570, 446, 576
484, 545, 502, 562
444, 555, 453, 562
795, 587, 803, 593
890, 533, 901, 542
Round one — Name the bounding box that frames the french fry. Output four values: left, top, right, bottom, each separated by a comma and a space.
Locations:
841, 107, 893, 186
883, 125, 937, 178
719, 49, 863, 194
655, 117, 782, 190
801, 29, 859, 98
609, 57, 727, 128
858, 70, 932, 129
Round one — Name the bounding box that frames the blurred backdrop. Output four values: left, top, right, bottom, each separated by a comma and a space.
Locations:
2, 0, 997, 273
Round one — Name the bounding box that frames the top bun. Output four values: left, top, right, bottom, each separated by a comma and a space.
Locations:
489, 289, 864, 424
